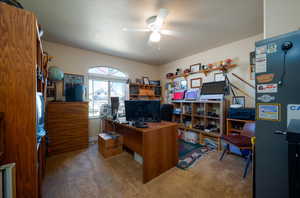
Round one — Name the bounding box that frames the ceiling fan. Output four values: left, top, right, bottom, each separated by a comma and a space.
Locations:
123, 8, 176, 43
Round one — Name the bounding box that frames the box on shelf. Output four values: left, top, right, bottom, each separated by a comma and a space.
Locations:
173, 108, 182, 114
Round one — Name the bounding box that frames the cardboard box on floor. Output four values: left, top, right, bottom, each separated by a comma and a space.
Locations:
98, 133, 123, 158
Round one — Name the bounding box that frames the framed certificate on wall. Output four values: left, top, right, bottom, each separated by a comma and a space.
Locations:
190, 78, 202, 88
214, 73, 225, 82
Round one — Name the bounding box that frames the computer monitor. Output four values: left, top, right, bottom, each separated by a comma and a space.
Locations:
111, 97, 119, 119
125, 100, 161, 122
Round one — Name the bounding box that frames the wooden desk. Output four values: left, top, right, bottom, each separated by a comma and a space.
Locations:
103, 119, 178, 183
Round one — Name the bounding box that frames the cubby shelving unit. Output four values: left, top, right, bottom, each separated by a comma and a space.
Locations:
172, 100, 226, 151
226, 118, 255, 135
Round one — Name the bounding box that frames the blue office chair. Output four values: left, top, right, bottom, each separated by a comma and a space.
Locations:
219, 122, 255, 178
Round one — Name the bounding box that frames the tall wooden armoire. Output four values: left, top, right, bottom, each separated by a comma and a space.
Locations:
0, 3, 45, 198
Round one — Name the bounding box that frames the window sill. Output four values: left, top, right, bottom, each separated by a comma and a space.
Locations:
89, 117, 101, 120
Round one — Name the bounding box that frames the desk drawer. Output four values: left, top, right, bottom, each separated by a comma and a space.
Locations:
99, 145, 122, 158
115, 125, 143, 155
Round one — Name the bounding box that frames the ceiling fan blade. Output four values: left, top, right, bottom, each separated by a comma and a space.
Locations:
160, 29, 180, 37
122, 28, 150, 32
154, 8, 169, 28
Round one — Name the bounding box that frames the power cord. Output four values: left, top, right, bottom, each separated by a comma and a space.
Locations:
278, 41, 293, 87
278, 51, 287, 86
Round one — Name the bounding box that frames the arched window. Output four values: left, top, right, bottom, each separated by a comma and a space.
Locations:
88, 67, 128, 118
88, 67, 128, 79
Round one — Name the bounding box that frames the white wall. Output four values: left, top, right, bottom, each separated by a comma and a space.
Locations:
43, 41, 159, 79
43, 41, 159, 139
159, 34, 264, 108
264, 0, 300, 38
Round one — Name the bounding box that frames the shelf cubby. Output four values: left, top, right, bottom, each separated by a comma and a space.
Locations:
172, 100, 226, 151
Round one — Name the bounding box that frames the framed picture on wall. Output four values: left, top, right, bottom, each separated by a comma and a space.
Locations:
190, 63, 201, 73
142, 77, 150, 85
46, 86, 55, 97
250, 51, 256, 65
214, 72, 225, 82
63, 73, 84, 96
249, 51, 256, 80
232, 96, 245, 107
174, 81, 180, 90
180, 79, 187, 89
249, 65, 255, 80
174, 78, 187, 90
135, 78, 142, 84
190, 78, 202, 88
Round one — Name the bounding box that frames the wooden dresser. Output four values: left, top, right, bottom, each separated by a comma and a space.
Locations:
47, 102, 89, 155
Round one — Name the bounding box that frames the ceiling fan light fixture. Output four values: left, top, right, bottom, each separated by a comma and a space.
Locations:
150, 31, 161, 42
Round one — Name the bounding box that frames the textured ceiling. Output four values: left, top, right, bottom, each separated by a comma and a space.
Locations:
20, 0, 263, 65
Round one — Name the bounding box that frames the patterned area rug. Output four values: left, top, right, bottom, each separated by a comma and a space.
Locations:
177, 139, 216, 170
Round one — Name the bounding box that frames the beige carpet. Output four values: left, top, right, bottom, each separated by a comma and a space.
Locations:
43, 144, 252, 198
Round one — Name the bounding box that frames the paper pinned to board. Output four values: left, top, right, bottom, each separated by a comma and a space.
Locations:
257, 83, 278, 93
257, 103, 280, 121
257, 94, 275, 103
256, 73, 274, 83
256, 45, 267, 55
256, 54, 267, 73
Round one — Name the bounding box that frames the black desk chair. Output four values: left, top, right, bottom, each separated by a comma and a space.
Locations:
160, 104, 174, 121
